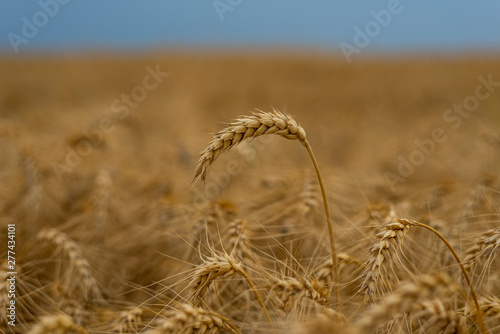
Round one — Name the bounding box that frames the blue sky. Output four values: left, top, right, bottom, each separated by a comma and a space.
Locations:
1, 1, 499, 55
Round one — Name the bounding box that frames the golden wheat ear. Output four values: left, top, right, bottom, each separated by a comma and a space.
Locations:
192, 109, 306, 185
192, 108, 341, 310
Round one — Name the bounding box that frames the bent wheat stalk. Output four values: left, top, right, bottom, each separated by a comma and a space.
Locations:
411, 221, 488, 334
193, 109, 340, 308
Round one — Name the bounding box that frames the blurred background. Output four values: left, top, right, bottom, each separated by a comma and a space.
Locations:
0, 1, 499, 195
2, 1, 500, 53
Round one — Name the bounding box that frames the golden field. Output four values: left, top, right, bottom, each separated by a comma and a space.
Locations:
1, 52, 500, 333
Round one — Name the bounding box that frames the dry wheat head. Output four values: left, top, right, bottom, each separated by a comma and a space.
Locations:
194, 109, 306, 183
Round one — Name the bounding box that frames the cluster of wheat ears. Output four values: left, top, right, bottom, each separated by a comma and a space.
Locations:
1, 109, 500, 334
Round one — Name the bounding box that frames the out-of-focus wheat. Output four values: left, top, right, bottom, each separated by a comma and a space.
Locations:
356, 274, 454, 332
144, 303, 241, 334
37, 228, 102, 301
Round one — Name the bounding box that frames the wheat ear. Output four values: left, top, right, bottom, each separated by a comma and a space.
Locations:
38, 228, 102, 301
142, 303, 241, 334
413, 300, 466, 334
226, 219, 254, 260
187, 252, 275, 332
270, 276, 328, 311
359, 218, 415, 299
299, 169, 320, 217
193, 109, 340, 309
356, 274, 454, 332
27, 314, 88, 334
316, 252, 364, 289
463, 228, 500, 269
107, 307, 143, 333
466, 295, 500, 319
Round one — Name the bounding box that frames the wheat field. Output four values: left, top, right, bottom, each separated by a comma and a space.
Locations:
1, 53, 500, 333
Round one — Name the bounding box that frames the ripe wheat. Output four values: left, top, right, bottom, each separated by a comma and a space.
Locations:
193, 109, 340, 308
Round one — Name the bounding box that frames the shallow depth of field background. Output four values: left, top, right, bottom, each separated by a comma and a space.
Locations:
1, 2, 500, 334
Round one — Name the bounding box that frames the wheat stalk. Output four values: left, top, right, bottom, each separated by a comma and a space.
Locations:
192, 109, 340, 309
410, 221, 488, 333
